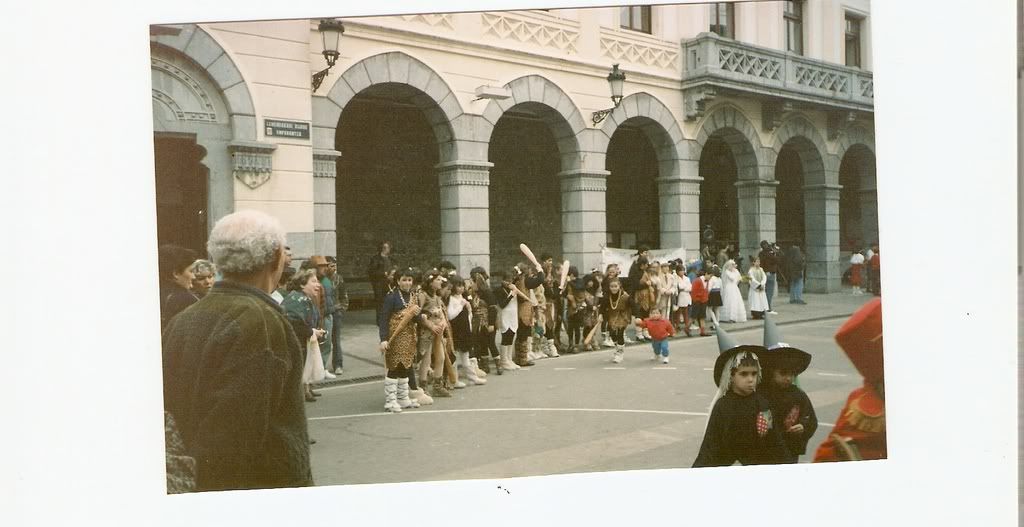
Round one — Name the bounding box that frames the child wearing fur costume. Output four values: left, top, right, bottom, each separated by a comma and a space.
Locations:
511, 262, 546, 367
599, 278, 633, 363
377, 268, 424, 413
693, 327, 791, 467
446, 276, 486, 386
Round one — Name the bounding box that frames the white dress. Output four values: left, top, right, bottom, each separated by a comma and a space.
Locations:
675, 274, 692, 308
748, 267, 769, 313
719, 268, 747, 323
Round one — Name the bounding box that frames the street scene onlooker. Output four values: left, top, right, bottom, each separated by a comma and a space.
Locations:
161, 209, 312, 492
158, 244, 199, 329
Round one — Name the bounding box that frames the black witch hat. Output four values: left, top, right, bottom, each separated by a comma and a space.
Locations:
760, 315, 812, 375
712, 325, 767, 386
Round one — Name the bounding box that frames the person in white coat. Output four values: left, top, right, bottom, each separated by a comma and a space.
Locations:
719, 259, 747, 323
748, 257, 770, 319
674, 264, 693, 336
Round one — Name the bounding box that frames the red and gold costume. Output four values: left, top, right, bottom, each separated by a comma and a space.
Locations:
813, 298, 886, 462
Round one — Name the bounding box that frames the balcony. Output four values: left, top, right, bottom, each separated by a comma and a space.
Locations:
681, 32, 873, 122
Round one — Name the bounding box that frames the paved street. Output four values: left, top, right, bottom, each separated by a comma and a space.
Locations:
307, 307, 870, 486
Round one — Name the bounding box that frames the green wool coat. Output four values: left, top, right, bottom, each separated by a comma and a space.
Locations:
162, 281, 313, 492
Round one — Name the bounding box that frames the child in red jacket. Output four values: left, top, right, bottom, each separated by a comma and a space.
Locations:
690, 268, 712, 337
635, 307, 676, 363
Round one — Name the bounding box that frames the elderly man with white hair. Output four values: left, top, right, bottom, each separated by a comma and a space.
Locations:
161, 209, 313, 492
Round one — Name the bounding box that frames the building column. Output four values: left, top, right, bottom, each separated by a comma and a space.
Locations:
559, 169, 608, 273
657, 164, 702, 259
437, 160, 493, 273
735, 179, 778, 262
313, 149, 341, 257
804, 183, 842, 293
859, 186, 879, 246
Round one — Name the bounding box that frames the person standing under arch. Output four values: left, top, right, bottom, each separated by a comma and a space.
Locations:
367, 241, 393, 318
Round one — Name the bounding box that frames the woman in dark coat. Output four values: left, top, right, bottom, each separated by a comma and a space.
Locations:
159, 244, 199, 329
282, 269, 326, 402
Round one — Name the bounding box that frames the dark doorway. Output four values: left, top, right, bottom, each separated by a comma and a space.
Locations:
488, 108, 562, 274
606, 124, 660, 250
153, 133, 208, 255
335, 90, 441, 279
699, 136, 739, 250
774, 145, 805, 248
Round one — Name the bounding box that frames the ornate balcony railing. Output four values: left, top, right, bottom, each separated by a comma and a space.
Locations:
681, 32, 873, 121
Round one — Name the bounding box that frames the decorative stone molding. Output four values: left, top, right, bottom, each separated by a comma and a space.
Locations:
600, 29, 678, 69
761, 100, 793, 132
481, 11, 580, 54
558, 169, 609, 192
229, 141, 276, 189
794, 64, 849, 95
400, 13, 455, 30
435, 160, 494, 187
151, 57, 218, 122
684, 88, 717, 121
719, 46, 782, 81
656, 176, 703, 196
827, 111, 857, 141
802, 183, 843, 201
313, 149, 341, 179
735, 179, 779, 199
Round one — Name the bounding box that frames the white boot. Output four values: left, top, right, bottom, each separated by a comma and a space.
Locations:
384, 378, 402, 413
500, 345, 519, 370
601, 331, 614, 348
612, 344, 624, 364
459, 351, 487, 385
544, 338, 559, 358
528, 338, 543, 361
410, 387, 433, 406
470, 357, 487, 378
397, 377, 419, 409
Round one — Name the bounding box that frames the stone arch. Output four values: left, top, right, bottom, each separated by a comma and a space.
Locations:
769, 114, 831, 185
478, 75, 586, 171
598, 92, 687, 176
835, 125, 876, 161
150, 25, 257, 141
694, 104, 764, 180
316, 51, 464, 163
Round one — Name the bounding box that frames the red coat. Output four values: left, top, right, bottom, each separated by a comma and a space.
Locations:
691, 277, 709, 303
639, 318, 675, 341
812, 383, 886, 462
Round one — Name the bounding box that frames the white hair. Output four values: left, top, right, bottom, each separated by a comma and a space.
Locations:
206, 210, 286, 275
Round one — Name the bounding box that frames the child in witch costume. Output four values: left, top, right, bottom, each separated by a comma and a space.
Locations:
378, 268, 424, 413
759, 316, 818, 462
599, 278, 632, 363
813, 298, 886, 462
693, 327, 791, 467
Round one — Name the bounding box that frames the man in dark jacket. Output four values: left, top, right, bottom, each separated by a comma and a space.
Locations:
786, 244, 807, 305
758, 240, 780, 314
367, 241, 393, 318
162, 209, 313, 492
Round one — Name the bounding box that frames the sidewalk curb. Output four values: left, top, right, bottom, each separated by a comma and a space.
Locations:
312, 311, 857, 388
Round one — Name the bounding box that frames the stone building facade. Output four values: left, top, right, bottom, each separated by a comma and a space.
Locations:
150, 1, 876, 292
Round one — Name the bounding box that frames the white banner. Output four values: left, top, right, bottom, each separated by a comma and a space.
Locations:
598, 246, 688, 274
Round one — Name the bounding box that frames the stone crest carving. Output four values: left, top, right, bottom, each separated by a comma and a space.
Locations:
229, 141, 277, 189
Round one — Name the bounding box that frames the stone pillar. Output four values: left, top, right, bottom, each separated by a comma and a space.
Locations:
657, 170, 702, 259
735, 179, 778, 262
313, 149, 341, 257
560, 169, 609, 273
804, 184, 842, 293
859, 186, 879, 246
437, 160, 493, 273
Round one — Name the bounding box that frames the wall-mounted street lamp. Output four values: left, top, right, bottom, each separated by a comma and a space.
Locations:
311, 19, 345, 93
591, 64, 626, 125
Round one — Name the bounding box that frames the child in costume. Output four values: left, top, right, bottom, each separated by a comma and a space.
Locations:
759, 316, 817, 462
813, 298, 886, 462
673, 264, 693, 336
495, 270, 522, 371
415, 270, 458, 397
690, 268, 712, 337
632, 258, 656, 341
707, 265, 724, 326
693, 327, 791, 467
511, 262, 546, 367
748, 257, 770, 320
377, 268, 424, 412
634, 307, 676, 364
600, 264, 622, 348
469, 267, 501, 375
599, 278, 632, 363
446, 276, 486, 386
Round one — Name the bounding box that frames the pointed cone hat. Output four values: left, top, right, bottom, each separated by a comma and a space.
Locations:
712, 325, 767, 386
760, 315, 812, 375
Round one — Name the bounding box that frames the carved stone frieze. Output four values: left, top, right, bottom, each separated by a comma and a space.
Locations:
229, 141, 277, 189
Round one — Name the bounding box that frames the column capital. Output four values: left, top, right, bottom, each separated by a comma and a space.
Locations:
558, 169, 609, 192
435, 160, 493, 187
313, 149, 341, 179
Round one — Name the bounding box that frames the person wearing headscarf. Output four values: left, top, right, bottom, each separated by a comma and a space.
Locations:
718, 259, 747, 323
